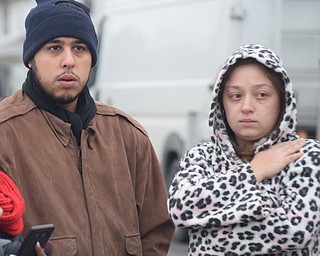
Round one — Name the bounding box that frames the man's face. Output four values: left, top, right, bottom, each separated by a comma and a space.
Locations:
28, 37, 92, 112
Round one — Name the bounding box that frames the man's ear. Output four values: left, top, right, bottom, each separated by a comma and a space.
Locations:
28, 61, 32, 69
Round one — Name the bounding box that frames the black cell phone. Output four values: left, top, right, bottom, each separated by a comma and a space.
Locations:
16, 224, 55, 256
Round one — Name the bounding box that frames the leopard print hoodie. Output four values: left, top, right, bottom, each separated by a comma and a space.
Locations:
168, 44, 320, 255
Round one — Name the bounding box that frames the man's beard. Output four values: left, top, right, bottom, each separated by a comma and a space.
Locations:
31, 65, 81, 105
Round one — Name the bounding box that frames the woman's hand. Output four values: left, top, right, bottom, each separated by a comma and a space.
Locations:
10, 242, 46, 256
250, 139, 305, 182
35, 242, 46, 256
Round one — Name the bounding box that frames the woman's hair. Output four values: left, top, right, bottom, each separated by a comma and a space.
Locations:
218, 58, 286, 141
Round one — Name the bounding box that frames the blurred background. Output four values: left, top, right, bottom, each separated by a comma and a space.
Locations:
0, 0, 319, 254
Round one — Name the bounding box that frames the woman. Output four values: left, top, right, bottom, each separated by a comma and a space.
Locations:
168, 44, 320, 255
0, 171, 48, 256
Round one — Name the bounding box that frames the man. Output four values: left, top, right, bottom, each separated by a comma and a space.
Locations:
0, 0, 174, 255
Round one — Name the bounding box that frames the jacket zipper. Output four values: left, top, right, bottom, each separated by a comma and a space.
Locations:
78, 146, 82, 174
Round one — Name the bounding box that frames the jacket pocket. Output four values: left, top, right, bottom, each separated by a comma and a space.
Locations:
124, 233, 142, 256
49, 236, 77, 256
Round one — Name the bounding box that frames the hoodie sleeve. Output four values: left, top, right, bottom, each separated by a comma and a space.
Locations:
168, 141, 320, 254
168, 142, 272, 229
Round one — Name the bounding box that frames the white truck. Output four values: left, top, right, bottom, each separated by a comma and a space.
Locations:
90, 0, 320, 189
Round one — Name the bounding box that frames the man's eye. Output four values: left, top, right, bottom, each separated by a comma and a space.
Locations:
49, 46, 60, 51
74, 46, 86, 51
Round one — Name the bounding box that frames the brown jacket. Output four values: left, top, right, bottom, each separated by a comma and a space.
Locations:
0, 90, 174, 255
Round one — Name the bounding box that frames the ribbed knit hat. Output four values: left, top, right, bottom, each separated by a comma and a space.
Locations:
23, 0, 98, 68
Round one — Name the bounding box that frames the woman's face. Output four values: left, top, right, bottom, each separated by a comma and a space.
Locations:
222, 63, 281, 145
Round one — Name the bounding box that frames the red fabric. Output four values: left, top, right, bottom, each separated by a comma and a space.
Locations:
0, 171, 25, 236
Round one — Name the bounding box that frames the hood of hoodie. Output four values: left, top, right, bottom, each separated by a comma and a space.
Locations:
208, 44, 297, 160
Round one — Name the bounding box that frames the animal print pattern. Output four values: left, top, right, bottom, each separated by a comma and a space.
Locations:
168, 44, 320, 255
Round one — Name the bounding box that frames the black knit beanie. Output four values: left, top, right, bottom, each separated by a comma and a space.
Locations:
23, 0, 98, 68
